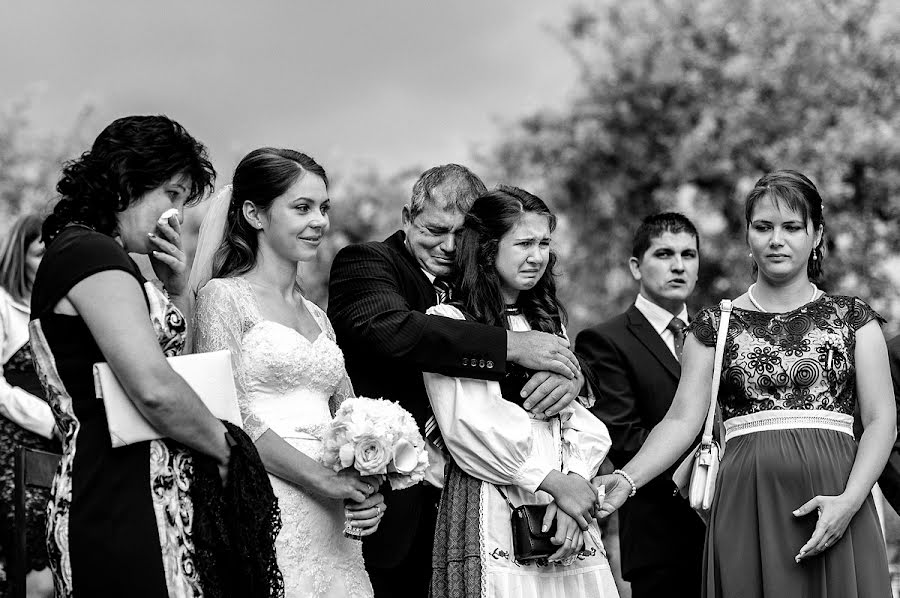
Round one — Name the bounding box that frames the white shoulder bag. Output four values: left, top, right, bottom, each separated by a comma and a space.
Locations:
672, 299, 732, 517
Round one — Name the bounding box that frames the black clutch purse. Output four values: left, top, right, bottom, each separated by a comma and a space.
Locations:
497, 487, 557, 562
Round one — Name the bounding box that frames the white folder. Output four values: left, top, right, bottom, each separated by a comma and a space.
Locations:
93, 350, 242, 448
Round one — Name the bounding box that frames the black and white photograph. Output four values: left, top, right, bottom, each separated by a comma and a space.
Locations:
2, 1, 900, 597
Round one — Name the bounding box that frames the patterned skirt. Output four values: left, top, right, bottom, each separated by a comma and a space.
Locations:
0, 416, 58, 578
431, 460, 618, 598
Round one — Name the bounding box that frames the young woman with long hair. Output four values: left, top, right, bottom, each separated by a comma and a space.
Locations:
0, 214, 56, 598
190, 148, 385, 598
423, 186, 618, 597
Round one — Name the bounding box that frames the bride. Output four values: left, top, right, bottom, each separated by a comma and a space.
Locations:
189, 148, 384, 597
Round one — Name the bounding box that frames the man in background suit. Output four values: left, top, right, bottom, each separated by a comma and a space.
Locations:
575, 213, 706, 598
327, 164, 583, 597
875, 335, 900, 512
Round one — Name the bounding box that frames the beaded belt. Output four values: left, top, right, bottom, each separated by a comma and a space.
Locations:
724, 409, 854, 443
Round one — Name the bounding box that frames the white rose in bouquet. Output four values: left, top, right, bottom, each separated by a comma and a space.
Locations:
321, 397, 429, 490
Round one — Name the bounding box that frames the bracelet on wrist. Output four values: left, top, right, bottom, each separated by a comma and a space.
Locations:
613, 469, 637, 498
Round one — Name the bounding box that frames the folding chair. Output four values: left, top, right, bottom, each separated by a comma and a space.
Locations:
12, 447, 60, 598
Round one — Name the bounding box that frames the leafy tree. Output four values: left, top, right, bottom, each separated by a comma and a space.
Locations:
485, 0, 900, 336
0, 92, 92, 231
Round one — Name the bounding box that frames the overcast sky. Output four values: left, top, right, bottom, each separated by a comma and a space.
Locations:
1, 1, 580, 182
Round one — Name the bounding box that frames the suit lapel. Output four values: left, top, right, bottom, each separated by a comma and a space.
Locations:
384, 231, 436, 308
626, 305, 681, 379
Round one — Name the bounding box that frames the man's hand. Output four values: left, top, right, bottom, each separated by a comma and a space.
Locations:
521, 370, 583, 416
507, 330, 579, 378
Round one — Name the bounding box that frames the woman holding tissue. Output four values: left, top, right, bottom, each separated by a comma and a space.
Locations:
28, 115, 255, 598
189, 148, 385, 598
423, 186, 618, 598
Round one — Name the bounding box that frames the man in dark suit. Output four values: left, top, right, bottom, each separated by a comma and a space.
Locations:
327, 164, 584, 597
575, 213, 706, 598
875, 335, 900, 512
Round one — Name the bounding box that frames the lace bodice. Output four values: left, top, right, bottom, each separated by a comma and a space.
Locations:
191, 277, 353, 441
688, 295, 884, 420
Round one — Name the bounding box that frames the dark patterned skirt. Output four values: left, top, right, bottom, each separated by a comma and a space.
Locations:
0, 416, 58, 574
430, 460, 483, 598
705, 424, 891, 597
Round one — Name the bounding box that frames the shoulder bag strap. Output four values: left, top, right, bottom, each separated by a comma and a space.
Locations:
701, 299, 732, 447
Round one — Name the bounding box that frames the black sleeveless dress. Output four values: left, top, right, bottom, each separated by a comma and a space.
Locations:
29, 226, 202, 597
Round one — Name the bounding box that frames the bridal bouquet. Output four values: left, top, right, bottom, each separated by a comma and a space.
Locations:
321, 397, 429, 490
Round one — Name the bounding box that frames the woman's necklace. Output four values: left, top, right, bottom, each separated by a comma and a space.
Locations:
747, 283, 819, 313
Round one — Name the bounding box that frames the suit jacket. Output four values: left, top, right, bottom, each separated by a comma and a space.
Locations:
876, 334, 900, 513
575, 305, 705, 578
327, 230, 507, 568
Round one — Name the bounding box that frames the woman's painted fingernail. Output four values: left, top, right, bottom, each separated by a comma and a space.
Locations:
541, 524, 548, 532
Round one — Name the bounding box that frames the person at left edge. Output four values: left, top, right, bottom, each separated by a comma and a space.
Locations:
0, 214, 57, 598
327, 164, 585, 597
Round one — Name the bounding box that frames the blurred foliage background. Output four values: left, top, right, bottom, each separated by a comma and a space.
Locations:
4, 0, 899, 338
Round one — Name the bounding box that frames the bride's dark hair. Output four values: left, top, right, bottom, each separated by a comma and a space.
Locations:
454, 185, 566, 334
213, 148, 327, 279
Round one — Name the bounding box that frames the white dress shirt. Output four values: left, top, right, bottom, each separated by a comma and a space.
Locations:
634, 293, 689, 359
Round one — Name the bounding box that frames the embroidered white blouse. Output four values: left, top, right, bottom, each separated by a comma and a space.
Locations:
0, 287, 55, 438
422, 303, 610, 494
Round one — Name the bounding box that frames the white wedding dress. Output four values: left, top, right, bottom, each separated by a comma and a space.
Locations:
192, 276, 374, 598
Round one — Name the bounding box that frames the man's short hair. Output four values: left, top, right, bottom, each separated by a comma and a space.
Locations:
632, 212, 700, 259
407, 164, 487, 220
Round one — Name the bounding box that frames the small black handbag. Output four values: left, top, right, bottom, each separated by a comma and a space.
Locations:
496, 487, 557, 562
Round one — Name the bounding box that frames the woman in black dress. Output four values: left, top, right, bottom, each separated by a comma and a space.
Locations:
0, 214, 57, 598
598, 170, 894, 597
29, 115, 234, 597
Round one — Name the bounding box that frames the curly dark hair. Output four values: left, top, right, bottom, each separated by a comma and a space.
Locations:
454, 185, 567, 335
213, 148, 328, 280
43, 115, 216, 244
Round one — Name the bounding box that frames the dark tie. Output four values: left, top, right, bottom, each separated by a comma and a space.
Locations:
426, 278, 454, 451
433, 278, 452, 304
668, 317, 686, 361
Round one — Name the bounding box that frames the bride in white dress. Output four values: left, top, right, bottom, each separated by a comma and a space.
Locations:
188, 148, 384, 598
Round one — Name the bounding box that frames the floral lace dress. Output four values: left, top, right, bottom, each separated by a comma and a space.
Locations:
689, 295, 891, 598
192, 277, 371, 598
28, 226, 202, 597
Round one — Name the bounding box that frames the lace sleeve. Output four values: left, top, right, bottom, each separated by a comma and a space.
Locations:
192, 278, 269, 441
686, 306, 719, 347
847, 296, 886, 331
306, 299, 355, 415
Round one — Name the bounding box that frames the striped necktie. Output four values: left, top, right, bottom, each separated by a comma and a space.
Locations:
425, 278, 454, 451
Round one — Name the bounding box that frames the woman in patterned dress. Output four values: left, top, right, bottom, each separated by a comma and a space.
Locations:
598, 170, 894, 597
28, 115, 234, 597
0, 214, 57, 598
